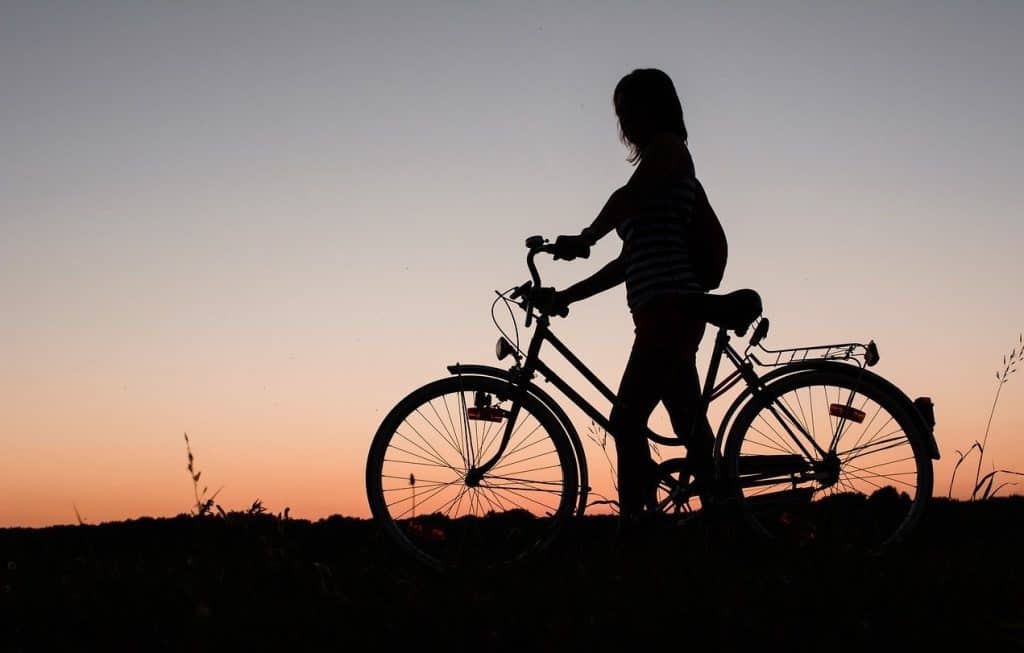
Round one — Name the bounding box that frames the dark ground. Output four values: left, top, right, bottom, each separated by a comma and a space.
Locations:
2, 498, 1023, 652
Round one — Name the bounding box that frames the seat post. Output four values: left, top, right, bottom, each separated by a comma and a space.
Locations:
701, 327, 731, 407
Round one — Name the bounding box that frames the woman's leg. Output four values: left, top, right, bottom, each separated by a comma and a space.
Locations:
661, 319, 715, 487
609, 297, 692, 519
609, 336, 663, 519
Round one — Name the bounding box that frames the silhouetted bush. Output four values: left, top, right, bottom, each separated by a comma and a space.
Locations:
3, 499, 1023, 652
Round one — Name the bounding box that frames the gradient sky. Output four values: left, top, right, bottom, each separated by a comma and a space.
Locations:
3, 1, 1023, 526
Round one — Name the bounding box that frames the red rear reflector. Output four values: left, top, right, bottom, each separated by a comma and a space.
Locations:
467, 407, 506, 422
829, 404, 866, 423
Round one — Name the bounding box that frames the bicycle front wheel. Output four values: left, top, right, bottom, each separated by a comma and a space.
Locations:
365, 375, 579, 573
723, 368, 933, 550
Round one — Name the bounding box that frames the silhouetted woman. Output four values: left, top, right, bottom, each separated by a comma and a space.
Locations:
544, 68, 716, 525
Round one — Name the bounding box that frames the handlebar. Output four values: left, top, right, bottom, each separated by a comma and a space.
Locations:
525, 234, 557, 280
518, 236, 559, 327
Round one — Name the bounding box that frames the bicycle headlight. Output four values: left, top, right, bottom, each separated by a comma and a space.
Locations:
496, 337, 514, 361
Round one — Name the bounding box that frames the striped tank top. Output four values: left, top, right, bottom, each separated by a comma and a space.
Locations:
616, 171, 702, 312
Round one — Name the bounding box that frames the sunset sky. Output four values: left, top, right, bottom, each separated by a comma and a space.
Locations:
3, 1, 1023, 527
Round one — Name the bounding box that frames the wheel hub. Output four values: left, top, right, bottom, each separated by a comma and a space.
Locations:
814, 453, 842, 488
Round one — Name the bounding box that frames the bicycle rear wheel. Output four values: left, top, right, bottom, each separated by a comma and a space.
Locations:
723, 368, 933, 549
365, 375, 579, 573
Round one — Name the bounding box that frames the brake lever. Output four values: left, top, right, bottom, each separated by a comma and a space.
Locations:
509, 281, 532, 300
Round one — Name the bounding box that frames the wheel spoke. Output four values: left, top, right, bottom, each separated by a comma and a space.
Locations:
381, 475, 453, 488
491, 448, 559, 474
444, 482, 473, 518
439, 393, 463, 463
840, 410, 893, 462
476, 408, 538, 465
480, 484, 511, 513
389, 484, 458, 515
759, 396, 823, 459
418, 402, 467, 464
457, 390, 475, 469
483, 483, 558, 513
477, 417, 501, 461
500, 419, 546, 460
485, 472, 567, 487
792, 383, 813, 447
384, 454, 464, 471
743, 431, 804, 456
828, 386, 859, 451
393, 428, 465, 474
750, 413, 803, 456
841, 460, 919, 491
778, 391, 814, 448
838, 432, 910, 462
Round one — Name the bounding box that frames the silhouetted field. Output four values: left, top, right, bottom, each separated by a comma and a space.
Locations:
3, 498, 1024, 652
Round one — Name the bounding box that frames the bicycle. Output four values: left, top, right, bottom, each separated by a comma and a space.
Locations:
365, 236, 941, 572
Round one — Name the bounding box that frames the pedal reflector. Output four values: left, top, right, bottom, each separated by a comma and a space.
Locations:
829, 404, 866, 423
467, 407, 506, 422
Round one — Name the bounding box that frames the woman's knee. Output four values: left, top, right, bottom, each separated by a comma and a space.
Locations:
609, 407, 648, 452
609, 403, 642, 438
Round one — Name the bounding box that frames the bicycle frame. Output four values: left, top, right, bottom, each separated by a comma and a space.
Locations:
467, 304, 834, 487
464, 244, 879, 491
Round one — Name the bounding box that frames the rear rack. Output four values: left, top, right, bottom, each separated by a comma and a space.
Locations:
749, 340, 879, 368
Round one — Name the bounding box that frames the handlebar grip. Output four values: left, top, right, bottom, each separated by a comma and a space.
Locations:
525, 235, 546, 250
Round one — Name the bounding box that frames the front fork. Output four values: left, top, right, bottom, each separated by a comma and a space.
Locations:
463, 319, 547, 486
463, 376, 528, 487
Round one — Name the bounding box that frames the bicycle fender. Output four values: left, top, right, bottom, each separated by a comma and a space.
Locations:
446, 363, 591, 514
721, 361, 940, 460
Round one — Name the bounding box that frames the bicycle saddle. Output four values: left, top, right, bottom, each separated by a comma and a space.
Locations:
687, 289, 762, 336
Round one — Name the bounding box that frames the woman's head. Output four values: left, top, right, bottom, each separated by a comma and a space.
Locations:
613, 68, 687, 163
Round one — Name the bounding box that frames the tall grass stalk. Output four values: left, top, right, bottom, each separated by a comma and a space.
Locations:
584, 421, 620, 511
958, 333, 1023, 500
184, 432, 222, 516
583, 420, 665, 512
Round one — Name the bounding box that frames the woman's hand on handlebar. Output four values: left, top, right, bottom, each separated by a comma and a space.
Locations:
531, 286, 570, 318
551, 234, 591, 261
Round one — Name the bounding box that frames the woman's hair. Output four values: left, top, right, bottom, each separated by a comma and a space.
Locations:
613, 68, 688, 164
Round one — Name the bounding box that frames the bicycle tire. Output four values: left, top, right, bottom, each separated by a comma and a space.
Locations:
366, 375, 579, 573
722, 367, 933, 550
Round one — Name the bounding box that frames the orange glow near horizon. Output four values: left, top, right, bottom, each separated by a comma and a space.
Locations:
4, 306, 1023, 528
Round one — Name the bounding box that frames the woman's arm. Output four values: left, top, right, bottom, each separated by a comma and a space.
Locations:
579, 132, 682, 246
558, 247, 626, 305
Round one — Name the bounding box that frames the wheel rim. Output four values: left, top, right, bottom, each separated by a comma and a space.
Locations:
369, 378, 577, 571
729, 373, 930, 549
